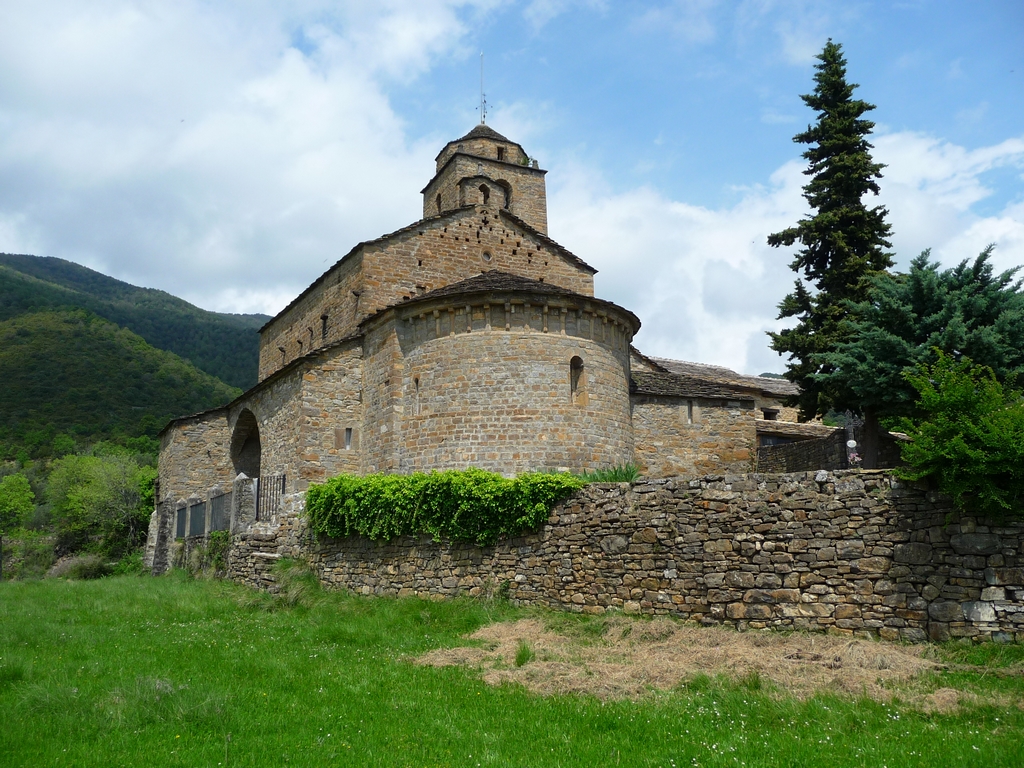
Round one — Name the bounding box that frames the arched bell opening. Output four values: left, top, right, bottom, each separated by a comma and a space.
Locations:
230, 409, 261, 478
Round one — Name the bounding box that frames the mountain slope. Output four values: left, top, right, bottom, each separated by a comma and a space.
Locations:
0, 253, 268, 389
0, 310, 240, 448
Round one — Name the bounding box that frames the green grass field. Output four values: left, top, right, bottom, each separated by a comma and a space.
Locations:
1, 573, 1022, 767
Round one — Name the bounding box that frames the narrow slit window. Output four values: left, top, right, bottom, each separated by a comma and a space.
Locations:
414, 377, 421, 415
496, 146, 505, 161
686, 400, 694, 424
435, 193, 441, 214
344, 428, 353, 450
321, 314, 328, 341
570, 356, 585, 404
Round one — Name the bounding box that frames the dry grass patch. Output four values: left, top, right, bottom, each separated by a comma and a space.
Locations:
417, 615, 988, 705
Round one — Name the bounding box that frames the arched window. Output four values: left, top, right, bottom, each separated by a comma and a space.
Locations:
497, 181, 512, 211
230, 409, 261, 478
435, 193, 442, 214
479, 184, 490, 205
570, 356, 585, 404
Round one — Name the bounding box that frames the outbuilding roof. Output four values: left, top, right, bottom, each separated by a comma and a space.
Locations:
630, 371, 756, 400
650, 357, 799, 398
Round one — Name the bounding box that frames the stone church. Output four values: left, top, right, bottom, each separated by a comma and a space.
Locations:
157, 124, 810, 515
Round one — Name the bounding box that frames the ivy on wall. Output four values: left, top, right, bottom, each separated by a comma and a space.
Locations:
305, 469, 584, 545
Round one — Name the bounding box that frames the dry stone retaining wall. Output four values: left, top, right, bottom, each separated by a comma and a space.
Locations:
221, 469, 1024, 642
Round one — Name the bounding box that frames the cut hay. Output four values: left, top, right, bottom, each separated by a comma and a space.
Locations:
418, 616, 959, 704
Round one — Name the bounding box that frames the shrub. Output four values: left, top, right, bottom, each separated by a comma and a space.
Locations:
578, 464, 640, 483
896, 352, 1024, 517
48, 554, 113, 580
112, 551, 144, 576
0, 532, 55, 580
306, 468, 584, 546
185, 531, 230, 577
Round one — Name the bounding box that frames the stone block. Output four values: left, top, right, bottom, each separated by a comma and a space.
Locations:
893, 542, 933, 565
963, 601, 996, 623
726, 602, 773, 620
928, 622, 950, 642
980, 587, 1005, 601
927, 601, 963, 622
985, 567, 1024, 586
771, 589, 801, 603
725, 571, 756, 589
834, 604, 861, 620
836, 540, 865, 558
949, 533, 1001, 556
600, 535, 629, 554
854, 556, 891, 574
704, 572, 725, 588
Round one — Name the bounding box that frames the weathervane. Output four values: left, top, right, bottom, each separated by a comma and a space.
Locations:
479, 52, 487, 124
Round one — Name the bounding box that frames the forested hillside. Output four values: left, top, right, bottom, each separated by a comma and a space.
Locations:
0, 253, 268, 389
0, 310, 240, 455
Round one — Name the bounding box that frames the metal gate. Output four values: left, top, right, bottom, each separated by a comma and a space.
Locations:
256, 474, 285, 521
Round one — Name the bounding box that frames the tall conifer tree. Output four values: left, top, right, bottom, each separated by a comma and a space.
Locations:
769, 40, 893, 425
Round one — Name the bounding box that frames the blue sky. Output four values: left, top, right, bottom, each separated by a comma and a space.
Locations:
1, 0, 1022, 374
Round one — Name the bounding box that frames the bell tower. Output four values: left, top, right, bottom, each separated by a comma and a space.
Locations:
421, 124, 548, 234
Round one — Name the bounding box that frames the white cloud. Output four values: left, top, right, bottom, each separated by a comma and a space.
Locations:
632, 0, 718, 44
523, 0, 606, 29
548, 131, 1024, 375
0, 0, 492, 312
873, 132, 1024, 270
548, 158, 806, 375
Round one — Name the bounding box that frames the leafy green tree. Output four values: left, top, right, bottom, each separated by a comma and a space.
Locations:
818, 247, 1024, 427
47, 452, 156, 557
0, 473, 35, 578
768, 39, 893, 425
897, 353, 1024, 518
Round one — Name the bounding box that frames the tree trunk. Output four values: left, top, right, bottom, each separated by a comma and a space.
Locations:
861, 408, 880, 469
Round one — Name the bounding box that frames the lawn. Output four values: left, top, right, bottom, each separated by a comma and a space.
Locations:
1, 571, 1022, 767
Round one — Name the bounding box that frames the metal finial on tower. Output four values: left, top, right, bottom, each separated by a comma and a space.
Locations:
479, 52, 487, 124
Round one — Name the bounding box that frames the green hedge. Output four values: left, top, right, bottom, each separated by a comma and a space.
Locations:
305, 469, 585, 546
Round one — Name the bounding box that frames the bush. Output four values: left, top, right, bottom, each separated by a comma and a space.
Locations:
578, 464, 640, 483
185, 531, 230, 577
48, 554, 113, 580
112, 551, 144, 576
0, 532, 55, 580
306, 468, 584, 545
897, 352, 1024, 517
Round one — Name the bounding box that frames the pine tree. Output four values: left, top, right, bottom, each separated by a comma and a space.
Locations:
768, 40, 893, 426
818, 247, 1024, 419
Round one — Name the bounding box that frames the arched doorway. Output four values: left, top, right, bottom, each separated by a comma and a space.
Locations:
230, 409, 261, 477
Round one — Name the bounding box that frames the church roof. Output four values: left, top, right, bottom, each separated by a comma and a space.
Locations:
400, 269, 576, 302
379, 269, 640, 329
630, 371, 756, 400
434, 123, 527, 162
457, 124, 514, 143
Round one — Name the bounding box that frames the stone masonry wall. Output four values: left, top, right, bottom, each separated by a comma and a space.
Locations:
258, 206, 593, 381
757, 430, 849, 473
291, 340, 364, 490
258, 254, 362, 381
359, 287, 636, 475
632, 397, 756, 478
158, 412, 234, 505
423, 154, 548, 234
226, 470, 1024, 643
